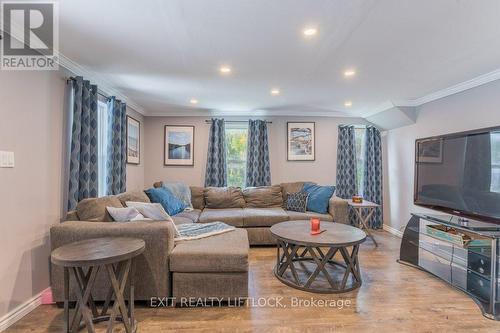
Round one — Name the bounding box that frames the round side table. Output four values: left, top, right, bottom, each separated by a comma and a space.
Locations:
51, 237, 145, 333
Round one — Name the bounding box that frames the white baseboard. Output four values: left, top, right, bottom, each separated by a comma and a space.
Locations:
0, 288, 49, 332
383, 224, 403, 238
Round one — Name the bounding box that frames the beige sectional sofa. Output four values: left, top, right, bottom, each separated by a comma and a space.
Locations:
50, 181, 348, 304
157, 181, 349, 245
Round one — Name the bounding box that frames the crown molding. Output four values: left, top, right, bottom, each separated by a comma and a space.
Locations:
366, 67, 500, 119
57, 54, 146, 115
2, 25, 146, 114
6, 25, 500, 118
145, 109, 355, 118
405, 67, 500, 107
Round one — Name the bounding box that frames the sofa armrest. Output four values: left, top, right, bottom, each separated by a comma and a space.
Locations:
50, 220, 176, 302
328, 196, 349, 225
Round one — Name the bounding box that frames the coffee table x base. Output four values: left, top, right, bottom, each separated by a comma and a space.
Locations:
274, 239, 362, 293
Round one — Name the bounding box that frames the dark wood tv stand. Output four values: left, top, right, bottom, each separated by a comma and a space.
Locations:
399, 213, 500, 320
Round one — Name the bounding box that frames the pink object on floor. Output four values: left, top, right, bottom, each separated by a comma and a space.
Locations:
41, 288, 54, 305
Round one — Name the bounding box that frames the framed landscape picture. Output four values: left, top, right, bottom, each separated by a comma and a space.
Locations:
126, 116, 140, 164
287, 122, 315, 161
164, 125, 195, 166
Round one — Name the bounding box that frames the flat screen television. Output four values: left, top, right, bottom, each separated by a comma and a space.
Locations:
414, 126, 500, 224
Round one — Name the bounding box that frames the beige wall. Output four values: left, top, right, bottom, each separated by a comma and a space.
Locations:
0, 69, 65, 319
0, 70, 145, 321
144, 116, 369, 187
383, 79, 500, 232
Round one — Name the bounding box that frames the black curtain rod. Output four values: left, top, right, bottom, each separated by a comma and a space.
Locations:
204, 120, 272, 124
66, 77, 117, 101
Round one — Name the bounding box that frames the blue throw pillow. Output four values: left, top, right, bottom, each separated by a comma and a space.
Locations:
302, 183, 336, 214
144, 187, 186, 216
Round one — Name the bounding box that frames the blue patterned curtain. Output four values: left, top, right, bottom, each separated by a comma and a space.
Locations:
246, 120, 271, 187
336, 125, 358, 199
67, 77, 99, 210
364, 126, 383, 229
205, 118, 227, 187
106, 97, 127, 195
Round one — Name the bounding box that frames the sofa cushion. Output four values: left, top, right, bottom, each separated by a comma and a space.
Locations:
302, 183, 336, 214
170, 228, 249, 273
76, 196, 123, 222
172, 216, 194, 226
174, 209, 202, 223
116, 191, 150, 206
145, 187, 186, 215
198, 208, 244, 227
204, 187, 245, 208
106, 207, 145, 222
190, 186, 205, 210
280, 182, 307, 208
286, 191, 309, 212
243, 208, 290, 227
286, 210, 334, 222
243, 185, 283, 208
163, 182, 193, 210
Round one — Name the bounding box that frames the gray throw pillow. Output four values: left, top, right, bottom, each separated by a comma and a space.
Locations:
286, 192, 309, 213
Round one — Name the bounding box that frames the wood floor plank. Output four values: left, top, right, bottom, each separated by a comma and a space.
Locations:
5, 231, 500, 332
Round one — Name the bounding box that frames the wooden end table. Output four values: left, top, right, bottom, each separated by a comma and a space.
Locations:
270, 221, 366, 293
347, 199, 380, 247
51, 237, 145, 333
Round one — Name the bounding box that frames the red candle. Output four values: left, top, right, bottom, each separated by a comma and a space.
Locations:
311, 218, 320, 232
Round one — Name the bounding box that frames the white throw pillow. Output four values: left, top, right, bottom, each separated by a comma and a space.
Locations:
125, 201, 179, 236
106, 207, 147, 222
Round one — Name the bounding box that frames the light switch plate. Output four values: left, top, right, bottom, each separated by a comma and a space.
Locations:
0, 151, 14, 168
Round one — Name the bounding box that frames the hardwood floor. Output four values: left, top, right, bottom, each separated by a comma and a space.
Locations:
6, 231, 500, 332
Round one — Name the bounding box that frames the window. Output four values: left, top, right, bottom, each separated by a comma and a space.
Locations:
491, 132, 500, 193
225, 123, 248, 188
97, 100, 108, 197
354, 127, 366, 196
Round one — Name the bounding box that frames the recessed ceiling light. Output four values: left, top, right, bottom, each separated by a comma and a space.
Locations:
344, 101, 353, 107
303, 27, 318, 37
190, 98, 198, 104
344, 69, 356, 77
219, 65, 232, 74
270, 88, 280, 96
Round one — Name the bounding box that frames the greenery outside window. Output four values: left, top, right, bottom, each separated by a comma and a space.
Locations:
226, 123, 248, 188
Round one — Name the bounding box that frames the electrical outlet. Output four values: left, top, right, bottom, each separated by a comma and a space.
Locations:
0, 151, 14, 168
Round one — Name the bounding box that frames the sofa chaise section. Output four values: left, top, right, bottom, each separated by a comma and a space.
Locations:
170, 228, 249, 301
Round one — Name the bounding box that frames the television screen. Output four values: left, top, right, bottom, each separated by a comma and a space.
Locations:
414, 126, 500, 223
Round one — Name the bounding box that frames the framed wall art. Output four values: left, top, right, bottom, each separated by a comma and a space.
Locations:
164, 125, 195, 166
287, 122, 315, 161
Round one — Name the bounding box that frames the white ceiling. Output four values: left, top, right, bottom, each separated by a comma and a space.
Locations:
58, 0, 500, 116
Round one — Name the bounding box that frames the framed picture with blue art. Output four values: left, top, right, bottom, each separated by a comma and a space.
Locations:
126, 116, 140, 164
287, 122, 315, 161
164, 125, 195, 166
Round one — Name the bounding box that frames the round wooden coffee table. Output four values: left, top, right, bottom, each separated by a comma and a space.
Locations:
270, 221, 366, 293
51, 237, 145, 333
